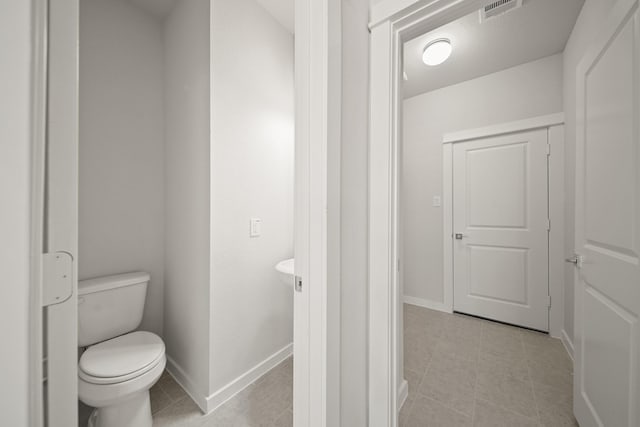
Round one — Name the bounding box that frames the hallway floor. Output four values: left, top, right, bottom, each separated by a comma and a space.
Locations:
401, 304, 577, 426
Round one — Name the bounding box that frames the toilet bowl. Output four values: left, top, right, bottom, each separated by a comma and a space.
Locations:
79, 331, 166, 427
78, 273, 166, 427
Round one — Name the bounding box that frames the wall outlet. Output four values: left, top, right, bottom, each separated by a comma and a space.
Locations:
432, 196, 441, 207
250, 218, 262, 237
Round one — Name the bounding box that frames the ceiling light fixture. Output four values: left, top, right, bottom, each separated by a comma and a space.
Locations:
422, 38, 452, 66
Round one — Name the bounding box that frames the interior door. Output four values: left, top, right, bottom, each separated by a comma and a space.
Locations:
573, 0, 640, 425
452, 129, 549, 331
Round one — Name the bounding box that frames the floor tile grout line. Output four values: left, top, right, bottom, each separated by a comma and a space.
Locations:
473, 325, 545, 422
522, 331, 546, 425
404, 330, 438, 424
405, 305, 571, 426
474, 397, 540, 423
411, 392, 474, 421
411, 332, 479, 422
470, 322, 489, 426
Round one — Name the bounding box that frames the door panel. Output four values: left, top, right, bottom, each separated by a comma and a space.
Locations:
467, 245, 528, 304
453, 130, 549, 331
466, 142, 528, 228
574, 1, 640, 426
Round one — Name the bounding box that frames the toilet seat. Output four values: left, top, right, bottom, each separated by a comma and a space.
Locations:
79, 331, 165, 385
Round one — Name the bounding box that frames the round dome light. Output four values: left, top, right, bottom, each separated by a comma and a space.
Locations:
422, 38, 452, 66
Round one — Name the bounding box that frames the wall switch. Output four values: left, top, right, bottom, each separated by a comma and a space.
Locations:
250, 218, 262, 237
432, 196, 441, 207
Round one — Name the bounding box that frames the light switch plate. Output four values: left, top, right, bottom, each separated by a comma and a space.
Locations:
432, 196, 441, 207
250, 218, 262, 237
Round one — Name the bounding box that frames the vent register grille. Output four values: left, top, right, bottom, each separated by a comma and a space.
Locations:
480, 0, 523, 22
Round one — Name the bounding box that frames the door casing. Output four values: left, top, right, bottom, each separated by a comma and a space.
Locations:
370, 1, 491, 425
370, 1, 564, 424
31, 0, 337, 426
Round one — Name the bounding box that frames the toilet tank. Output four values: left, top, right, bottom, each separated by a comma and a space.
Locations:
78, 272, 150, 347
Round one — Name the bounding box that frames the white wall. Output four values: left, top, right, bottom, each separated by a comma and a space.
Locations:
78, 0, 165, 336
163, 0, 212, 399
562, 0, 617, 344
0, 1, 33, 424
340, 0, 370, 424
209, 0, 294, 392
402, 53, 563, 304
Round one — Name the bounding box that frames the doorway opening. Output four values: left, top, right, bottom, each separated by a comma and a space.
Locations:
369, 0, 583, 425
38, 0, 333, 425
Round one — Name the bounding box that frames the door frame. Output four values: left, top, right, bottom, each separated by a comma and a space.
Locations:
29, 0, 48, 425
441, 113, 566, 338
29, 0, 80, 426
41, 0, 80, 426
30, 0, 335, 425
369, 1, 491, 424
294, 0, 340, 425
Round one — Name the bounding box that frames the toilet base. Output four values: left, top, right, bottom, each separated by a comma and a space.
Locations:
87, 391, 152, 427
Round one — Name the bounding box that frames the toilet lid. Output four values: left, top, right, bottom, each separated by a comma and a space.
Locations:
79, 331, 165, 383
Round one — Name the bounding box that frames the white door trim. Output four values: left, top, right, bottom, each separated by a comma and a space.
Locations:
369, 1, 489, 425
295, 0, 340, 425
29, 0, 48, 425
442, 116, 565, 337
34, 0, 335, 425
442, 113, 565, 144
43, 0, 80, 426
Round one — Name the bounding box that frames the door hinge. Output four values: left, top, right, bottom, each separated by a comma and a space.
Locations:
295, 275, 303, 292
546, 143, 551, 156
547, 218, 551, 231
42, 252, 74, 307
548, 295, 552, 308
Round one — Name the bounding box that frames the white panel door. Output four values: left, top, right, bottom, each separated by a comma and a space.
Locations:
573, 0, 640, 425
453, 129, 549, 331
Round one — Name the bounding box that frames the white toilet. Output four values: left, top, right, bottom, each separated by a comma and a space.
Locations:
78, 272, 166, 427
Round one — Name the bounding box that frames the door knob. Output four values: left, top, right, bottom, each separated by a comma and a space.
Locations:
565, 255, 584, 268
455, 233, 468, 240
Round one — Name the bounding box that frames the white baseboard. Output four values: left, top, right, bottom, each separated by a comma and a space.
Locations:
403, 296, 452, 314
397, 379, 408, 410
561, 329, 574, 361
165, 355, 208, 413
205, 343, 293, 413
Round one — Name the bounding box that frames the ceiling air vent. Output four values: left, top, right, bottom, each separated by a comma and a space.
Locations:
480, 0, 523, 22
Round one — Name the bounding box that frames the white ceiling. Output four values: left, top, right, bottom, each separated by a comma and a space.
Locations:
129, 0, 177, 18
128, 0, 294, 33
255, 0, 295, 34
403, 0, 584, 98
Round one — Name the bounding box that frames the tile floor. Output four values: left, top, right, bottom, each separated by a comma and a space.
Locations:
400, 304, 577, 426
79, 356, 292, 427
80, 305, 576, 426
